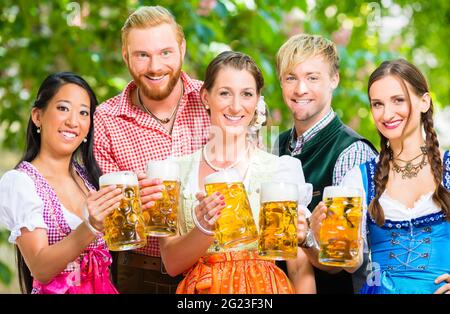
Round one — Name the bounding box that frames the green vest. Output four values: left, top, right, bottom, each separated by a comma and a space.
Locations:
276, 115, 377, 211
276, 115, 377, 294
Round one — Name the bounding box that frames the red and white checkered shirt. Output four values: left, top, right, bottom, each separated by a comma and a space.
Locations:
94, 71, 210, 256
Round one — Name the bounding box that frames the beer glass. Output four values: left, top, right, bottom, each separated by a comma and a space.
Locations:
99, 171, 147, 251
258, 182, 299, 260
319, 186, 363, 267
204, 169, 257, 248
146, 160, 181, 237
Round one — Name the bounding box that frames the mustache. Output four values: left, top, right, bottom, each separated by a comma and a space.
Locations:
142, 71, 170, 77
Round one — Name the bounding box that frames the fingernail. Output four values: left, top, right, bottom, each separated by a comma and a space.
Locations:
221, 202, 225, 206
215, 192, 221, 196
219, 195, 225, 200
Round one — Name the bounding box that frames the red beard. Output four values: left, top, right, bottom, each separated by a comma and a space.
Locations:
131, 66, 181, 101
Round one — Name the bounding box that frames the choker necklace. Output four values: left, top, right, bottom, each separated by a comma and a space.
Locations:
202, 144, 251, 172
391, 146, 428, 179
136, 87, 182, 124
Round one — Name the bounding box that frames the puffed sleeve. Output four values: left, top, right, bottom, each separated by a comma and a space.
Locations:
0, 170, 48, 244
275, 155, 312, 217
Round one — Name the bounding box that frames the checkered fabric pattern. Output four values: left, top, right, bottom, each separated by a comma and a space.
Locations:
333, 140, 377, 185
94, 71, 210, 256
17, 161, 106, 274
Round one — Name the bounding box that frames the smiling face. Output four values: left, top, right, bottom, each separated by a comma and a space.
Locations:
201, 67, 259, 137
280, 54, 339, 131
123, 23, 185, 101
32, 83, 91, 158
369, 75, 429, 142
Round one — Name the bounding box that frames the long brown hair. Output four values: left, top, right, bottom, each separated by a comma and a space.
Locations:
367, 59, 450, 225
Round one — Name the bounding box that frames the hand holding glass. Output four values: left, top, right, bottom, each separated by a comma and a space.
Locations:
145, 160, 181, 237
99, 171, 147, 251
318, 186, 363, 267
204, 169, 257, 248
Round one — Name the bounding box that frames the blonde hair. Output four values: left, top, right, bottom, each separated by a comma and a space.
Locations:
276, 34, 339, 79
121, 6, 185, 48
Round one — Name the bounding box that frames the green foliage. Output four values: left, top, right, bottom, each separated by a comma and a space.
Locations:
0, 229, 13, 285
0, 0, 449, 288
0, 260, 13, 286
1, 0, 449, 153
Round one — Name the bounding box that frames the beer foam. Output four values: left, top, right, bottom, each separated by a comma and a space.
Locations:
322, 186, 362, 199
99, 171, 138, 186
147, 160, 180, 181
204, 168, 242, 185
260, 182, 299, 203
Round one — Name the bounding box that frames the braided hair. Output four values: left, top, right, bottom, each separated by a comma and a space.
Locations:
367, 59, 450, 225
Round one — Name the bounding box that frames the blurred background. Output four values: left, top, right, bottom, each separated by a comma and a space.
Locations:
1, 0, 449, 293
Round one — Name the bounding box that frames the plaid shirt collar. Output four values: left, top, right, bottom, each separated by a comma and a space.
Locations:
113, 71, 198, 119
289, 109, 335, 155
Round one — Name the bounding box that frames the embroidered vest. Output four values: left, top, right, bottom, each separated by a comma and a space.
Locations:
277, 115, 377, 210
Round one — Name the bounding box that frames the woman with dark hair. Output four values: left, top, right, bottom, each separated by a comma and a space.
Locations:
158, 51, 316, 294
309, 59, 450, 293
0, 72, 119, 294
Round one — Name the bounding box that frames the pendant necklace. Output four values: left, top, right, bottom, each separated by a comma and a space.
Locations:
391, 146, 428, 179
136, 86, 182, 124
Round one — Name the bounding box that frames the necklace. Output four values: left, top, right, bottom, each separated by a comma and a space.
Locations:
391, 146, 428, 179
202, 143, 251, 172
136, 87, 181, 124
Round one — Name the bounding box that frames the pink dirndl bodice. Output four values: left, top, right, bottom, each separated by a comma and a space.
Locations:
17, 161, 118, 294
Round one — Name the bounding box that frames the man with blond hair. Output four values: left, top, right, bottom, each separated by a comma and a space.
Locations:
94, 6, 210, 293
274, 34, 377, 294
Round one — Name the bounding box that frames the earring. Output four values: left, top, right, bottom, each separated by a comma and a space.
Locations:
83, 138, 87, 143
37, 127, 41, 134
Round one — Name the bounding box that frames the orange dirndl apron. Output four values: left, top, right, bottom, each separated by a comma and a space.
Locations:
176, 250, 294, 294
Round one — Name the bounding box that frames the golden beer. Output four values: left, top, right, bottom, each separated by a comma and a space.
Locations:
258, 182, 299, 260
319, 186, 362, 267
146, 160, 180, 237
204, 169, 257, 248
100, 171, 147, 251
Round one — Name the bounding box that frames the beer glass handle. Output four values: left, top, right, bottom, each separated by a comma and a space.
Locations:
82, 205, 103, 235
191, 203, 215, 236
